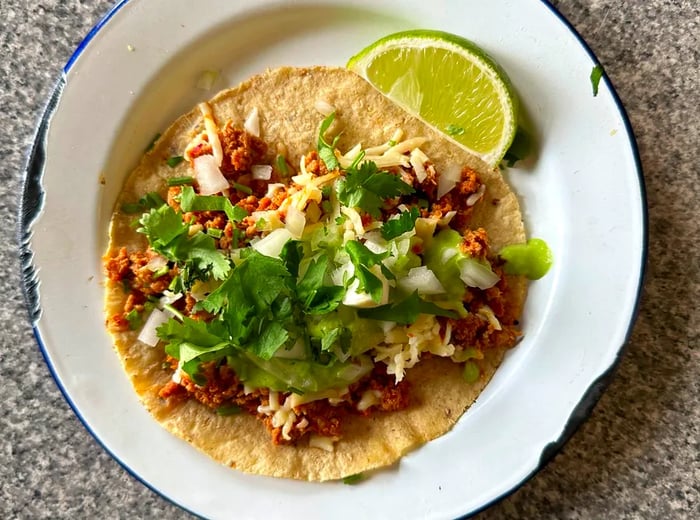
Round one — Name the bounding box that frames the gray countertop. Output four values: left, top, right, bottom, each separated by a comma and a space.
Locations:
1, 0, 698, 518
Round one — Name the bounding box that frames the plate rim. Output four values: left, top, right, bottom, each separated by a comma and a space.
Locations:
18, 0, 648, 517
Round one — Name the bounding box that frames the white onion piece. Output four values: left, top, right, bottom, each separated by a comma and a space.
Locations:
159, 290, 182, 306
437, 210, 457, 226
145, 255, 168, 271
285, 205, 306, 238
466, 184, 487, 206
251, 228, 294, 258
410, 148, 427, 183
398, 266, 446, 295
198, 102, 223, 166
251, 164, 273, 180
437, 163, 462, 199
459, 258, 500, 290
137, 308, 169, 347
244, 107, 260, 137
193, 155, 229, 195
265, 183, 285, 198
314, 99, 335, 116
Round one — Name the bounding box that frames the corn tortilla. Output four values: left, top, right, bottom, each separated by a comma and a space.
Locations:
104, 66, 527, 481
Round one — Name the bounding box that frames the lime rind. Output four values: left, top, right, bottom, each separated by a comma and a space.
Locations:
348, 30, 518, 166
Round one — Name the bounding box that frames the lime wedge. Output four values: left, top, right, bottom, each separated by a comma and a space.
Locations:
348, 30, 518, 166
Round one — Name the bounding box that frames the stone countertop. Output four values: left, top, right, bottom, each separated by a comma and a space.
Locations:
1, 0, 697, 518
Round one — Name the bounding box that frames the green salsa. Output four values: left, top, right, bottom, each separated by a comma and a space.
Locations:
499, 238, 553, 280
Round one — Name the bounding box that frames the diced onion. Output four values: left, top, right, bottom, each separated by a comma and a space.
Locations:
159, 290, 182, 306
314, 99, 335, 116
466, 184, 487, 206
437, 210, 457, 226
398, 266, 446, 295
285, 205, 306, 238
251, 164, 272, 180
459, 258, 500, 290
145, 255, 167, 271
410, 148, 427, 183
244, 107, 260, 137
193, 155, 229, 195
273, 338, 306, 359
251, 228, 294, 257
137, 308, 169, 347
437, 163, 462, 199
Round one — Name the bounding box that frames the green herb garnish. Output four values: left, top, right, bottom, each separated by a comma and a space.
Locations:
167, 176, 193, 186
317, 112, 341, 171
232, 182, 253, 195
180, 186, 248, 222
590, 64, 603, 97
381, 207, 420, 240
145, 132, 161, 152
336, 161, 414, 218
166, 156, 185, 168
125, 308, 142, 330
342, 473, 365, 485
446, 124, 465, 136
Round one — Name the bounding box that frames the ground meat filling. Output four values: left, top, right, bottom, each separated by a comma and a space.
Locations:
107, 120, 522, 445
157, 360, 411, 445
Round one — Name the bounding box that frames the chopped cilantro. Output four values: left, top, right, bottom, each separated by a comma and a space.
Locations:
232, 182, 253, 195
206, 227, 223, 238
137, 204, 231, 280
342, 473, 365, 485
120, 191, 166, 214
255, 217, 267, 230
275, 154, 289, 176
166, 156, 185, 168
358, 291, 458, 324
317, 112, 341, 171
152, 265, 170, 279
296, 254, 345, 314
167, 175, 193, 186
216, 404, 242, 416
336, 161, 414, 218
125, 309, 142, 330
590, 64, 603, 96
345, 241, 391, 303
463, 361, 480, 383
446, 124, 465, 136
180, 186, 248, 222
279, 240, 303, 278
381, 207, 420, 240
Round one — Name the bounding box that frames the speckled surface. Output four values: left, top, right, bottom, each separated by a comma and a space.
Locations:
1, 0, 698, 518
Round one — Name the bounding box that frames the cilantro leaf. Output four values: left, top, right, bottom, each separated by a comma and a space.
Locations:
590, 64, 603, 96
446, 124, 465, 136
197, 251, 295, 359
280, 240, 303, 278
317, 112, 341, 170
381, 207, 420, 240
180, 186, 248, 222
336, 161, 414, 218
297, 254, 345, 314
166, 156, 185, 168
121, 191, 166, 214
138, 204, 188, 248
137, 204, 231, 280
358, 291, 458, 324
345, 241, 390, 303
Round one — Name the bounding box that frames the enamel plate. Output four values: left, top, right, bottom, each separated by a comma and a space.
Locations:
21, 0, 646, 518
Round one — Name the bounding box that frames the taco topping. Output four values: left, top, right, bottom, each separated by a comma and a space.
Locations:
104, 104, 522, 447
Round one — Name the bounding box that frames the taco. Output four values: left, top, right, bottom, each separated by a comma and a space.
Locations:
102, 66, 527, 481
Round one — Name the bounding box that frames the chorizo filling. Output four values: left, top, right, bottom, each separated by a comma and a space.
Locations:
104, 105, 522, 447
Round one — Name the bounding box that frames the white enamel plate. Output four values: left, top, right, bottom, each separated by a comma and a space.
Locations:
21, 0, 646, 518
